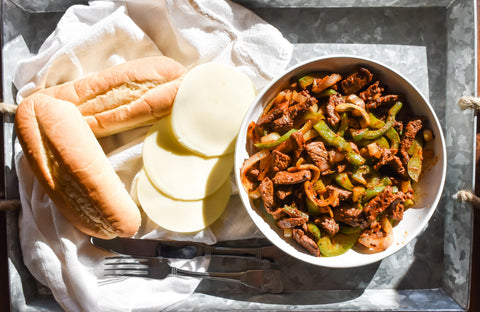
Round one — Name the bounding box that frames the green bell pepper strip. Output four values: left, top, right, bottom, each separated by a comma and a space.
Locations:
298, 75, 314, 89
357, 136, 390, 149
282, 204, 309, 219
376, 136, 390, 149
381, 176, 392, 186
351, 165, 371, 185
318, 232, 361, 257
404, 199, 414, 208
368, 113, 400, 150
339, 224, 363, 234
335, 172, 354, 191
313, 179, 326, 193
317, 88, 337, 97
408, 136, 423, 155
314, 120, 366, 166
307, 223, 322, 241
254, 128, 297, 149
302, 110, 325, 125
386, 128, 400, 151
407, 138, 423, 182
363, 185, 386, 202
351, 101, 403, 141
368, 112, 385, 129
337, 112, 349, 137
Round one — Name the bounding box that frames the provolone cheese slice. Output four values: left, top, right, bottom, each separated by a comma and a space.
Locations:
143, 115, 233, 200
129, 170, 141, 207
137, 169, 231, 233
171, 62, 256, 157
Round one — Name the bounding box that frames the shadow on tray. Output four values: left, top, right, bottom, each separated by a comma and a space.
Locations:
196, 247, 379, 305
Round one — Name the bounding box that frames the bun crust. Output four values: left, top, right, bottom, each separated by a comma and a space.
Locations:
15, 93, 141, 238
37, 56, 187, 137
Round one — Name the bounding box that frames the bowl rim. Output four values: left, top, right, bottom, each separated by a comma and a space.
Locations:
234, 54, 447, 268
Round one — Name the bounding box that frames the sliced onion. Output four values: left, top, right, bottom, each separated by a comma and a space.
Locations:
257, 154, 272, 181
358, 230, 393, 252
240, 149, 270, 191
260, 132, 281, 144
292, 90, 307, 103
312, 74, 342, 93
304, 181, 339, 208
289, 164, 320, 182
335, 103, 370, 127
380, 215, 393, 234
346, 94, 366, 113
299, 119, 313, 134
247, 121, 261, 143
303, 129, 319, 142
284, 228, 293, 238
367, 142, 382, 158
248, 187, 262, 199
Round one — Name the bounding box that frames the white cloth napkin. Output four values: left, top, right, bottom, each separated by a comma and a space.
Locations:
13, 1, 293, 311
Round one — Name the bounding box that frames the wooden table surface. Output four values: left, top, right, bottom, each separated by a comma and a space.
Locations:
0, 4, 479, 312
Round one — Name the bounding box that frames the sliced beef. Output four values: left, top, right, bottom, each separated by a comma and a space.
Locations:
293, 187, 307, 212
272, 170, 311, 185
256, 107, 283, 128
326, 185, 352, 201
363, 186, 406, 223
359, 81, 383, 102
394, 120, 404, 134
246, 167, 259, 181
288, 90, 316, 118
315, 215, 340, 236
366, 94, 399, 110
374, 149, 409, 179
270, 208, 287, 221
333, 205, 369, 229
399, 119, 423, 165
326, 93, 344, 126
293, 228, 320, 257
271, 150, 291, 172
305, 141, 330, 172
257, 90, 316, 133
386, 198, 405, 221
275, 185, 293, 200
290, 130, 305, 159
278, 217, 308, 229
274, 139, 293, 154
272, 113, 294, 133
258, 177, 275, 212
340, 68, 373, 95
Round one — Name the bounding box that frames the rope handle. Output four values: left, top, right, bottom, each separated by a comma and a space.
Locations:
0, 199, 21, 211
455, 95, 480, 209
0, 102, 17, 115
455, 190, 480, 209
0, 104, 20, 211
458, 96, 480, 111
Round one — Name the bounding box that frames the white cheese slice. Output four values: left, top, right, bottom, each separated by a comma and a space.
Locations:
129, 170, 141, 207
143, 115, 233, 200
171, 62, 256, 157
137, 169, 231, 233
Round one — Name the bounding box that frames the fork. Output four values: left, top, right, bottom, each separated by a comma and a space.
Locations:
104, 256, 284, 293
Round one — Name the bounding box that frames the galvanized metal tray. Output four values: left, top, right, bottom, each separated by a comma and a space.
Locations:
2, 0, 476, 311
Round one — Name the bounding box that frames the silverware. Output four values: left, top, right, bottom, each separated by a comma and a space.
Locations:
91, 237, 280, 263
104, 256, 284, 293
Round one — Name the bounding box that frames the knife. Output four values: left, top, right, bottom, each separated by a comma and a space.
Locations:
90, 237, 281, 263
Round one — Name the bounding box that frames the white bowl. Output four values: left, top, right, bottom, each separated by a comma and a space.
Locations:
234, 55, 446, 268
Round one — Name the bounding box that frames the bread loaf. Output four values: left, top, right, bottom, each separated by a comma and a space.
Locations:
36, 56, 186, 137
15, 93, 141, 239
